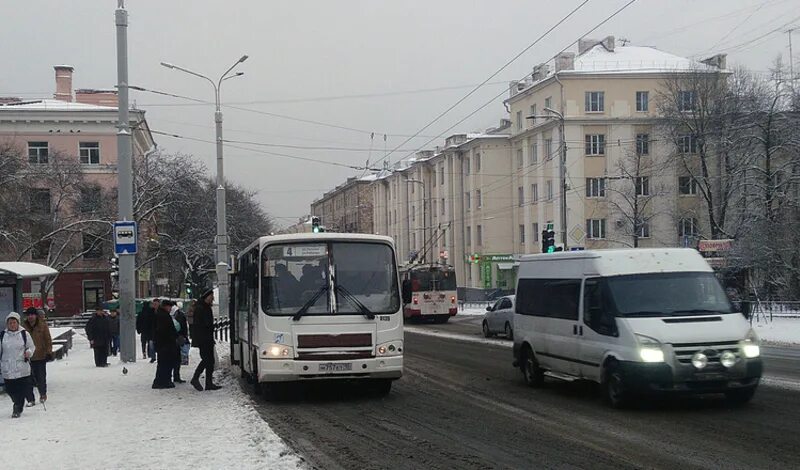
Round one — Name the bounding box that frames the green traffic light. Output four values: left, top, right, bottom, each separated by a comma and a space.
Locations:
547, 246, 555, 253
313, 226, 320, 233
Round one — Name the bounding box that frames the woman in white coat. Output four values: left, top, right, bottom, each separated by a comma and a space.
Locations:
0, 312, 36, 418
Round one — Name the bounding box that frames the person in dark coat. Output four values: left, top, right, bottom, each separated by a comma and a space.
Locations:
170, 304, 189, 383
85, 308, 111, 367
108, 309, 121, 356
137, 298, 159, 362
190, 289, 221, 391
152, 300, 178, 389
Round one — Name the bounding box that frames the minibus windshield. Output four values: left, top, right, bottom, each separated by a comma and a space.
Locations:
606, 271, 733, 317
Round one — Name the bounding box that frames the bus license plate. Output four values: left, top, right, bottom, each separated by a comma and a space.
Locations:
319, 363, 352, 373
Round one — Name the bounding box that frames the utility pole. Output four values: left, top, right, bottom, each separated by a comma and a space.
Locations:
543, 107, 569, 250
115, 0, 135, 362
788, 28, 795, 89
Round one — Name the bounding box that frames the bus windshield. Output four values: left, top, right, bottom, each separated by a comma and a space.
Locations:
606, 271, 734, 317
261, 241, 400, 316
409, 268, 457, 291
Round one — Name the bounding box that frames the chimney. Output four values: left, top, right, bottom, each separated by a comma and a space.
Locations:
701, 53, 727, 70
555, 52, 575, 72
603, 35, 615, 52
578, 38, 599, 55
54, 65, 74, 102
509, 80, 520, 97
532, 63, 550, 81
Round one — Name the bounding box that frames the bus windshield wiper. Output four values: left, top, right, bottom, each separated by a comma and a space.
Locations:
293, 285, 328, 321
336, 285, 375, 320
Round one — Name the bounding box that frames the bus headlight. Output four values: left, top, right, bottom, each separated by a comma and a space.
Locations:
636, 334, 665, 363
741, 329, 761, 358
377, 341, 403, 357
262, 343, 293, 359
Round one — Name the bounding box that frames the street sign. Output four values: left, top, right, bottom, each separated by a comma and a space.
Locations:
113, 221, 137, 255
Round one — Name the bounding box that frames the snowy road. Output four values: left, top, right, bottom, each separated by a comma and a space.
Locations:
248, 315, 800, 469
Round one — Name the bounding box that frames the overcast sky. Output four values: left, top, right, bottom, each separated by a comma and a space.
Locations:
1, 0, 798, 227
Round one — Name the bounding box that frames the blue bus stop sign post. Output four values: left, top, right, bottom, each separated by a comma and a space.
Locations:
114, 221, 138, 255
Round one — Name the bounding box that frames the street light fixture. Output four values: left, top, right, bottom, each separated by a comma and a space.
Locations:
526, 107, 568, 250
160, 54, 247, 323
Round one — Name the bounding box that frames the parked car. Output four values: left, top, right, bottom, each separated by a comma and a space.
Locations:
483, 295, 515, 339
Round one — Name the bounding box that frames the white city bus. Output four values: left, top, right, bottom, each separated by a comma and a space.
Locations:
399, 263, 458, 323
230, 233, 404, 397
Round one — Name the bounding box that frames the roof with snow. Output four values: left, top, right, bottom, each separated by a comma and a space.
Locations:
0, 99, 117, 111
0, 262, 58, 279
571, 44, 713, 74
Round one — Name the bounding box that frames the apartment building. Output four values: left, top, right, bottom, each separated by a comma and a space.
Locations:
310, 175, 375, 234
0, 65, 155, 314
506, 36, 724, 252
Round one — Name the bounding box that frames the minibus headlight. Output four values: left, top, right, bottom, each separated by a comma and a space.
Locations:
262, 343, 293, 359
636, 334, 665, 363
741, 329, 761, 359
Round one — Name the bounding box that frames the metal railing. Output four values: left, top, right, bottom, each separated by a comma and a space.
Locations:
741, 301, 800, 323
213, 318, 230, 342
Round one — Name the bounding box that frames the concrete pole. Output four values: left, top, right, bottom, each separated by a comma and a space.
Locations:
115, 1, 136, 362
215, 93, 229, 322
559, 117, 568, 250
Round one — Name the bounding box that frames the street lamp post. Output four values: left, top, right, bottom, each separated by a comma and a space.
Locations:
406, 179, 427, 262
161, 55, 247, 322
528, 108, 568, 250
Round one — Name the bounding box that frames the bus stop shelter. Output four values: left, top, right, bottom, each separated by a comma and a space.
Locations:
0, 262, 58, 318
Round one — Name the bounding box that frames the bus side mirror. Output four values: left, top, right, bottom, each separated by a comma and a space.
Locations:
401, 280, 412, 304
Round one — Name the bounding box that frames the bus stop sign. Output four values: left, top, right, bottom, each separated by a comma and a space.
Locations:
114, 221, 137, 255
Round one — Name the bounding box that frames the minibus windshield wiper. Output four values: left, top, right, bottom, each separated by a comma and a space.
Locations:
292, 285, 328, 321
336, 285, 375, 320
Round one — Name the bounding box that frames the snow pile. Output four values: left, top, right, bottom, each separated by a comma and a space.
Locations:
0, 333, 302, 470
752, 317, 800, 346
457, 307, 490, 317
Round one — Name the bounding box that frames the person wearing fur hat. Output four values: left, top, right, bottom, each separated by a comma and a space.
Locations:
190, 289, 221, 391
1, 312, 36, 418
22, 307, 52, 406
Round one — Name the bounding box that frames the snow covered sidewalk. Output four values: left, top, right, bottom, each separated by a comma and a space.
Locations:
0, 333, 302, 470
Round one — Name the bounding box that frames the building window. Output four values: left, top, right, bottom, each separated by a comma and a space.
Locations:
533, 223, 539, 242
585, 134, 606, 156
440, 164, 445, 184
82, 233, 104, 259
531, 184, 538, 203
636, 91, 649, 112
678, 217, 699, 237
464, 158, 471, 175
638, 220, 651, 238
28, 142, 49, 164
546, 180, 553, 200
586, 219, 606, 239
432, 169, 437, 187
586, 178, 606, 198
678, 91, 696, 112
544, 96, 552, 109
477, 225, 483, 246
519, 224, 526, 244
636, 133, 650, 156
474, 153, 481, 173
516, 110, 522, 130
466, 226, 471, 246
544, 139, 553, 160
679, 176, 699, 195
585, 91, 605, 112
530, 104, 537, 125
411, 205, 416, 222
530, 141, 538, 164
475, 190, 482, 208
678, 134, 698, 154
80, 187, 101, 213
441, 198, 445, 215
635, 176, 650, 196
79, 142, 100, 165
432, 199, 437, 216
30, 189, 51, 214
518, 186, 524, 207
517, 148, 523, 168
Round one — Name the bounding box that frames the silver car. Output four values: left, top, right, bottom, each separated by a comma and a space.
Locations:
482, 295, 515, 339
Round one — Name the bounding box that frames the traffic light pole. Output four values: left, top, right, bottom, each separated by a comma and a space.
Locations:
115, 1, 136, 363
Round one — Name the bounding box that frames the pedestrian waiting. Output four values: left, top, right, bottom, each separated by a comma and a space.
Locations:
85, 308, 111, 367
108, 309, 121, 357
1, 312, 36, 418
190, 289, 221, 391
22, 307, 52, 406
152, 300, 178, 389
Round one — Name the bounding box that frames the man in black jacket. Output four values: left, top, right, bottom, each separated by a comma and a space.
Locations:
85, 308, 111, 367
152, 300, 178, 389
137, 298, 159, 362
190, 289, 221, 391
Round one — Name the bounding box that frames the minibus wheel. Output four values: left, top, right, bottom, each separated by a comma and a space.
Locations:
521, 346, 544, 387
603, 361, 630, 408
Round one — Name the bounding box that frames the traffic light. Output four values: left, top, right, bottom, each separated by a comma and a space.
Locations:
542, 224, 556, 253
311, 216, 323, 233
185, 281, 192, 297
110, 256, 119, 279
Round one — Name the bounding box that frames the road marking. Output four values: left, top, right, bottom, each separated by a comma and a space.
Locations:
406, 327, 800, 391
404, 326, 512, 348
